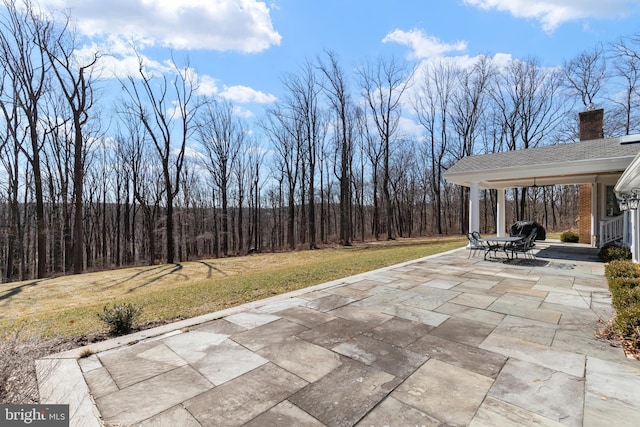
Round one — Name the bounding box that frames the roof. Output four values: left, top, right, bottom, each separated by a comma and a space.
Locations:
615, 147, 640, 194
444, 135, 640, 189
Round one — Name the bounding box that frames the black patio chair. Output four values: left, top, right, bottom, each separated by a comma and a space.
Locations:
466, 232, 486, 258
507, 229, 537, 259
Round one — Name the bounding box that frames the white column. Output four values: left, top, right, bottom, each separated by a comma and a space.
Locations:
623, 210, 630, 248
590, 183, 598, 247
496, 188, 506, 237
469, 181, 480, 234
629, 209, 640, 262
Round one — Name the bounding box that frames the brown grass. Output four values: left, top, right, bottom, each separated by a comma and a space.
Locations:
0, 236, 466, 339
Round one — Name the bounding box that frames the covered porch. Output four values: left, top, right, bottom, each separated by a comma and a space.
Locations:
444, 134, 640, 247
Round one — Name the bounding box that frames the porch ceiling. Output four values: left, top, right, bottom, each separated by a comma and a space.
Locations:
444, 135, 640, 190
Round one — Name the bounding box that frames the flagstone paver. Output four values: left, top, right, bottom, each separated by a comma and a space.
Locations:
408, 333, 508, 379
332, 334, 428, 378
137, 406, 201, 427
469, 396, 566, 427
428, 316, 496, 346
243, 401, 325, 427
355, 396, 445, 427
275, 305, 337, 328
492, 314, 558, 346
393, 358, 494, 426
362, 316, 434, 347
37, 242, 640, 427
257, 337, 342, 382
185, 363, 307, 426
97, 365, 213, 426
231, 318, 308, 351
98, 341, 188, 389
488, 358, 585, 427
289, 358, 400, 427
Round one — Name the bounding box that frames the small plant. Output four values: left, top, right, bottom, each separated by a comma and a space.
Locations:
605, 260, 640, 280
98, 303, 142, 336
599, 244, 632, 263
79, 348, 94, 358
560, 230, 579, 243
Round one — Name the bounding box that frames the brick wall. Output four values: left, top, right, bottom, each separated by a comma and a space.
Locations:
579, 109, 604, 141
578, 184, 592, 244
576, 109, 603, 246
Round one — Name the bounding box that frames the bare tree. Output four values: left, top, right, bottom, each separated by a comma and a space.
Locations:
42, 96, 73, 273
318, 50, 354, 246
41, 12, 100, 273
197, 98, 244, 256
121, 51, 199, 264
450, 56, 495, 233
492, 57, 570, 219
362, 105, 383, 239
413, 58, 458, 235
0, 0, 54, 278
609, 34, 640, 135
116, 115, 164, 265
261, 105, 302, 250
282, 61, 327, 249
357, 56, 414, 240
563, 44, 606, 109
0, 63, 26, 280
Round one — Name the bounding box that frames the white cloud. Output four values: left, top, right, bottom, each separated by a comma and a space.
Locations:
197, 75, 220, 97
40, 0, 281, 52
220, 85, 278, 104
464, 0, 635, 32
383, 29, 467, 60
397, 116, 424, 141
183, 146, 205, 160
95, 41, 171, 79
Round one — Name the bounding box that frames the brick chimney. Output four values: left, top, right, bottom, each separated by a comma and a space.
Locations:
577, 108, 604, 246
579, 108, 604, 141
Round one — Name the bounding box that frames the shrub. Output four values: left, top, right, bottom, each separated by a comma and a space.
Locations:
605, 260, 640, 281
611, 285, 640, 309
605, 259, 640, 355
560, 230, 579, 243
599, 244, 632, 263
98, 303, 142, 335
608, 275, 640, 293
613, 303, 640, 350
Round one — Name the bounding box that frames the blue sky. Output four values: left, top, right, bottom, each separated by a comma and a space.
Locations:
39, 0, 640, 120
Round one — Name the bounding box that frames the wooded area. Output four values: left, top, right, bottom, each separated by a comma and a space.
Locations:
1, 0, 640, 282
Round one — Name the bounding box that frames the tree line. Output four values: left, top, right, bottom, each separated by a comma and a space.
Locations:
1, 0, 639, 282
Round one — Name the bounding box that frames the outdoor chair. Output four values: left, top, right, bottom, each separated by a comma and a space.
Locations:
507, 229, 537, 259
466, 232, 486, 258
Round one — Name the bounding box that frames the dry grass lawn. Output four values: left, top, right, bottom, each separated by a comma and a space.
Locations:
0, 236, 466, 339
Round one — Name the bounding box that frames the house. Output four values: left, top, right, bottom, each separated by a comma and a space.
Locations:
614, 142, 640, 262
443, 109, 640, 255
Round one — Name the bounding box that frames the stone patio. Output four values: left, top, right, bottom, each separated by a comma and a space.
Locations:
37, 242, 640, 426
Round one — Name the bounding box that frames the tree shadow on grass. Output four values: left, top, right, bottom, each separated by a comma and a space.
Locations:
197, 261, 227, 279
0, 281, 42, 302
126, 263, 185, 293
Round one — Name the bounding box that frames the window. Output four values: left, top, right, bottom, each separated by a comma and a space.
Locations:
606, 185, 621, 217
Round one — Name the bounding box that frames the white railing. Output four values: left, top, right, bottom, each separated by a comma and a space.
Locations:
599, 214, 625, 248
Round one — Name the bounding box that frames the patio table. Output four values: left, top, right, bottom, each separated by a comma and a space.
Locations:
479, 236, 523, 260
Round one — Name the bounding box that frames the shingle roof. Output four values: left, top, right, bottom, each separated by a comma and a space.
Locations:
443, 135, 640, 188
446, 137, 640, 175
